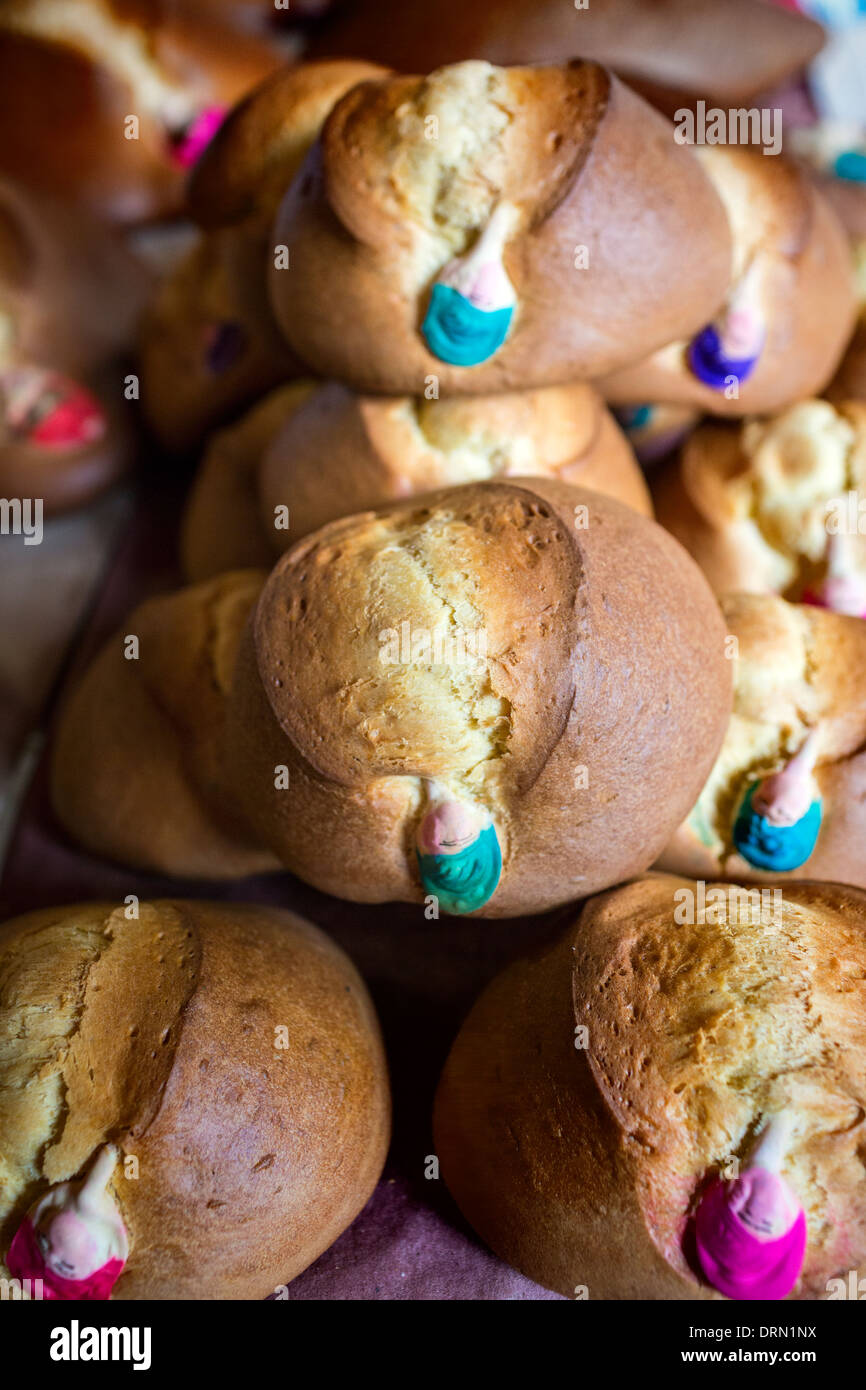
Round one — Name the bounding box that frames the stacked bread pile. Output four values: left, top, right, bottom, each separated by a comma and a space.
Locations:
3, 0, 866, 1305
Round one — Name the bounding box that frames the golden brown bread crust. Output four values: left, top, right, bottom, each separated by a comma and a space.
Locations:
658, 594, 866, 887
225, 479, 731, 915
434, 874, 866, 1299
600, 151, 857, 415
181, 380, 652, 583
312, 0, 824, 111
652, 399, 866, 601
0, 898, 390, 1299
50, 570, 280, 879
269, 60, 734, 395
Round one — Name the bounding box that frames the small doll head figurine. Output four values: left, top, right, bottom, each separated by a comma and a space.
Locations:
695, 1113, 807, 1301
422, 203, 518, 367
415, 789, 502, 915
732, 728, 823, 872
688, 259, 765, 390
6, 1145, 128, 1301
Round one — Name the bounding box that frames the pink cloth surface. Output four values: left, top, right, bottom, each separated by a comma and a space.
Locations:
0, 478, 567, 1301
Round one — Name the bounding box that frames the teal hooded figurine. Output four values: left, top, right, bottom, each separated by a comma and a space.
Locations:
422, 202, 517, 368
732, 729, 823, 873
415, 794, 501, 915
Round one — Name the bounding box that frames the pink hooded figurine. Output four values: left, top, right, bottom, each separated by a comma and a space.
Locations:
695, 1114, 807, 1300
6, 1145, 128, 1300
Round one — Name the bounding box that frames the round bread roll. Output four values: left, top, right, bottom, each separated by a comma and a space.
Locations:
181, 380, 652, 583
268, 60, 734, 396
225, 478, 732, 915
434, 874, 866, 1299
659, 593, 866, 888
312, 0, 823, 115
0, 898, 390, 1299
599, 150, 857, 416
0, 179, 148, 510
652, 399, 866, 602
50, 569, 279, 880
140, 60, 386, 452
0, 0, 283, 222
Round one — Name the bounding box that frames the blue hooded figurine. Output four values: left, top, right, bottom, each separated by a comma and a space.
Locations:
733, 730, 823, 873
415, 793, 502, 915
689, 260, 765, 391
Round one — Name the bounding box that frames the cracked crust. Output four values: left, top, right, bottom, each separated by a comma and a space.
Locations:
653, 399, 866, 600
226, 479, 731, 915
49, 570, 279, 879
269, 59, 733, 394
434, 874, 866, 1299
0, 898, 390, 1299
658, 594, 866, 887
182, 379, 652, 583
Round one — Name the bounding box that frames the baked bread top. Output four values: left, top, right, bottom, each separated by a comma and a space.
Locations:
269, 59, 733, 393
